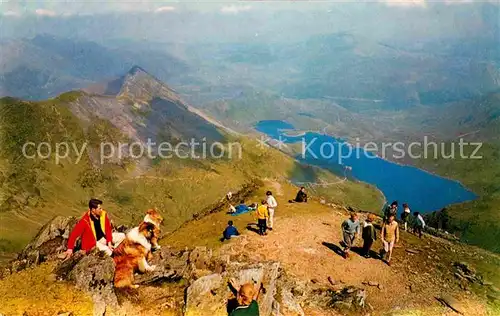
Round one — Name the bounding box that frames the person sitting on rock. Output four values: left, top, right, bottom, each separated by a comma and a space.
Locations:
64, 198, 124, 258
221, 220, 240, 241
341, 212, 360, 259
289, 186, 308, 203
228, 278, 262, 316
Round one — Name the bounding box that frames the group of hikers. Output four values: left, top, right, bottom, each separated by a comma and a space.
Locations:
341, 200, 426, 266
223, 187, 308, 240
61, 190, 427, 315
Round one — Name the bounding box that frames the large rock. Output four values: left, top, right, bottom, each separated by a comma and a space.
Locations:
135, 247, 191, 285
184, 261, 283, 316
185, 273, 226, 315
55, 250, 117, 316
308, 285, 367, 313
1, 216, 78, 277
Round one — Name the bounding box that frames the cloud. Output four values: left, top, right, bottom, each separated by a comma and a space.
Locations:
382, 0, 427, 7
35, 8, 57, 16
155, 6, 176, 13
3, 10, 21, 17
220, 5, 252, 14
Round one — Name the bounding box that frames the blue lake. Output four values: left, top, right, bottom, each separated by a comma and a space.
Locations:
255, 120, 477, 213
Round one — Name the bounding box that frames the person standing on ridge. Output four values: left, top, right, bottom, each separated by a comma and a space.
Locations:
413, 212, 426, 238
256, 200, 269, 236
383, 201, 398, 223
361, 213, 377, 258
341, 212, 360, 259
401, 203, 411, 231
380, 214, 399, 266
266, 191, 278, 231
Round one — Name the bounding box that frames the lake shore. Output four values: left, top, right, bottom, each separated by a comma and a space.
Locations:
256, 122, 478, 213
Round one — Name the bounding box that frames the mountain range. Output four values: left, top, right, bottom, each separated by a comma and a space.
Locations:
0, 66, 382, 257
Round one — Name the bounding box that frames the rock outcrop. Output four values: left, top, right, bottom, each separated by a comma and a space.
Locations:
2, 215, 77, 277
2, 218, 370, 316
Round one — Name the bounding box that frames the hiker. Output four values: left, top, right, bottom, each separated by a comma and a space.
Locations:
64, 199, 124, 258
341, 212, 360, 258
380, 214, 399, 266
265, 191, 278, 231
401, 203, 411, 231
256, 200, 269, 236
383, 201, 398, 222
361, 213, 377, 258
293, 187, 308, 203
413, 212, 426, 238
228, 278, 262, 316
221, 220, 240, 241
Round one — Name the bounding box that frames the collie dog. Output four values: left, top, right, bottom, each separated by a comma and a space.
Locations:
143, 208, 163, 250
113, 221, 157, 289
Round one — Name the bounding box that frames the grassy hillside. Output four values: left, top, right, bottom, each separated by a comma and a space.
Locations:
415, 142, 500, 253
0, 94, 383, 259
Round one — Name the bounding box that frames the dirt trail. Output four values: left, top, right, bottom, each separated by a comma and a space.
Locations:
219, 199, 495, 315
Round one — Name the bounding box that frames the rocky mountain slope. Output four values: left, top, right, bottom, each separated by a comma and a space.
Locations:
0, 180, 498, 315
0, 67, 383, 262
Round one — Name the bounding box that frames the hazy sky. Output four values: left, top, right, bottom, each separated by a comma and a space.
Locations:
1, 0, 498, 16
0, 1, 498, 44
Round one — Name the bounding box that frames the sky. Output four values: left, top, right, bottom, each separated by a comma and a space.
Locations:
0, 0, 498, 44
1, 0, 498, 16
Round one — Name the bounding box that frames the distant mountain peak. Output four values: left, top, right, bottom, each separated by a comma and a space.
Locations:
127, 65, 148, 76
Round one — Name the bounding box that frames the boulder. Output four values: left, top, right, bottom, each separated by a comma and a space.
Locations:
437, 294, 465, 314
55, 249, 117, 316
5, 216, 78, 274
185, 273, 226, 315
135, 247, 190, 285
184, 261, 282, 316
310, 285, 367, 313
329, 286, 367, 312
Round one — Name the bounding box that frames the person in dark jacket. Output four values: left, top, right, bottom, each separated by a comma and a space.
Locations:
289, 187, 308, 203
362, 213, 377, 258
295, 187, 308, 202
222, 220, 240, 241
383, 201, 398, 222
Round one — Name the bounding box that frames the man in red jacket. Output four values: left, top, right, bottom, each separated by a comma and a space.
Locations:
64, 198, 116, 258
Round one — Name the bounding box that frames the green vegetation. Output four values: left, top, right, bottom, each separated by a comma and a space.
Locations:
0, 262, 94, 315
415, 142, 500, 253
0, 94, 383, 258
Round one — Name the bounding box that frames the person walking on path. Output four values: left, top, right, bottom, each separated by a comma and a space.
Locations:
383, 201, 398, 222
341, 212, 360, 259
413, 212, 426, 238
266, 191, 278, 231
361, 213, 377, 258
380, 214, 399, 266
256, 200, 269, 236
401, 203, 411, 231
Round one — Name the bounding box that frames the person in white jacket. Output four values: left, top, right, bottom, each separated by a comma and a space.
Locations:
266, 191, 278, 231
413, 212, 426, 238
